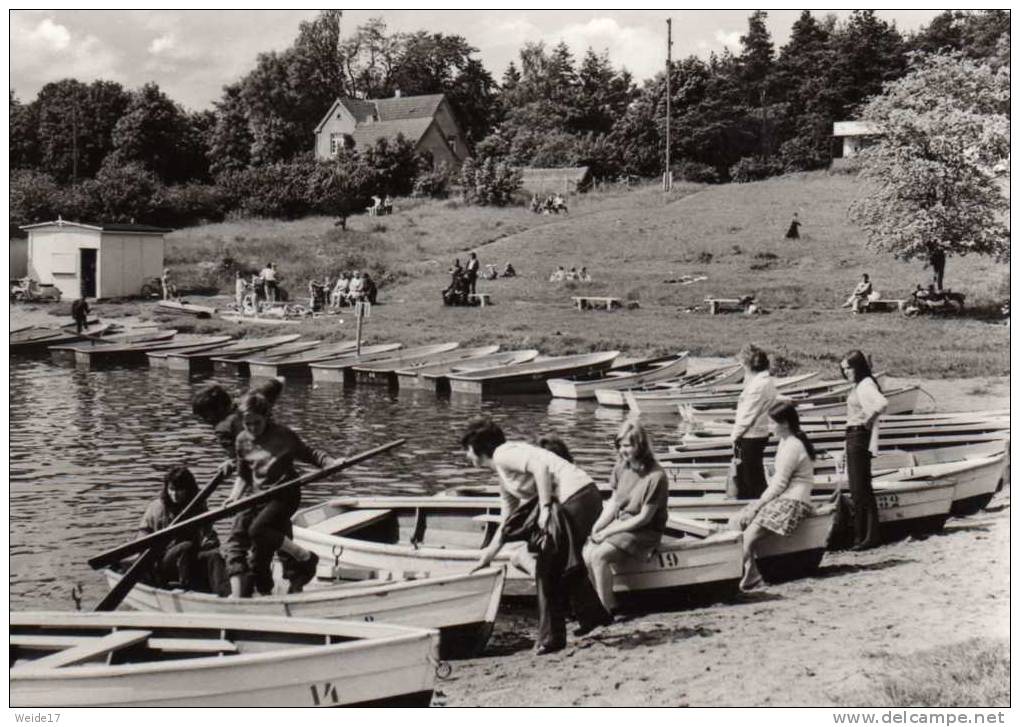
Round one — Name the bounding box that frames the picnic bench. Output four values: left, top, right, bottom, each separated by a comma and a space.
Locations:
863, 298, 908, 313
705, 297, 751, 315
572, 296, 621, 311
468, 293, 492, 307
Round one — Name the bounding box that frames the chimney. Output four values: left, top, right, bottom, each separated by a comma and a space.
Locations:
394, 89, 402, 98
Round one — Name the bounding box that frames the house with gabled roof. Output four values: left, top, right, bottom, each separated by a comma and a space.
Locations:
314, 92, 467, 168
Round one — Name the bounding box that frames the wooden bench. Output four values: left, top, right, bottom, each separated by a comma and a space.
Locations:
468, 293, 492, 307
864, 298, 908, 313
572, 296, 622, 311
704, 297, 750, 315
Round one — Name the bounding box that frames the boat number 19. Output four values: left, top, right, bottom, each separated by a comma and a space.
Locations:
656, 551, 680, 569
875, 493, 899, 510
310, 682, 340, 706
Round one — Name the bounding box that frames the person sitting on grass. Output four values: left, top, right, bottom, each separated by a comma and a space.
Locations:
502, 262, 517, 278
549, 266, 566, 283
347, 271, 366, 303
224, 392, 340, 598
579, 266, 592, 282
137, 466, 228, 595
331, 272, 350, 308
843, 274, 873, 314
362, 272, 378, 305
583, 418, 669, 619
730, 402, 817, 591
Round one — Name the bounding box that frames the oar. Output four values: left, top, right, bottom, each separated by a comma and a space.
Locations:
88, 438, 405, 570
93, 470, 227, 612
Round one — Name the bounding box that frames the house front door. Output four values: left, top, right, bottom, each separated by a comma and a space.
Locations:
80, 249, 97, 298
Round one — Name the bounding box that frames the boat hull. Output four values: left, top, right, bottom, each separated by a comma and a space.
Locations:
547, 353, 689, 400
448, 352, 621, 397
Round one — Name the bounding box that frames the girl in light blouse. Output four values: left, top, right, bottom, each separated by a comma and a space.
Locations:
736, 402, 817, 591
840, 350, 888, 550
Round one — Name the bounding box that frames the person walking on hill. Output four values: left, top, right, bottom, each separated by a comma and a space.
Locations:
466, 252, 480, 296
785, 213, 801, 240
840, 350, 888, 551
730, 344, 778, 499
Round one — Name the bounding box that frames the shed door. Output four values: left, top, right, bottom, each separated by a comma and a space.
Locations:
80, 249, 97, 298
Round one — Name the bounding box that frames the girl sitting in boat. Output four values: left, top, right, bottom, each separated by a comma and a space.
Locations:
732, 402, 817, 591
137, 466, 228, 595
225, 392, 339, 598
583, 418, 669, 619
463, 417, 610, 654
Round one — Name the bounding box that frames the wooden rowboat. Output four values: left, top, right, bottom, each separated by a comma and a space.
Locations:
352, 343, 470, 386
72, 335, 233, 368
164, 334, 301, 374
292, 496, 743, 607
548, 352, 690, 400
627, 371, 830, 414
310, 343, 459, 386
102, 566, 505, 660
10, 322, 114, 354
247, 340, 374, 379
219, 313, 304, 326
11, 611, 438, 707
447, 351, 621, 397
594, 363, 744, 407
49, 330, 177, 365
397, 349, 541, 393
211, 339, 323, 377
156, 299, 217, 318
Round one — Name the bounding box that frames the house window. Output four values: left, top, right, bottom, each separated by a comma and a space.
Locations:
330, 133, 343, 156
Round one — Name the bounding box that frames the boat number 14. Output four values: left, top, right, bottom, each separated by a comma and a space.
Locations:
310, 682, 340, 706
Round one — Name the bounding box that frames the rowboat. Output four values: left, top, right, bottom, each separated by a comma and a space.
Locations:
212, 339, 323, 377
147, 340, 249, 369
248, 340, 381, 379
627, 372, 833, 415
547, 352, 690, 399
164, 334, 301, 374
292, 497, 743, 606
102, 566, 505, 660
447, 351, 622, 397
10, 322, 115, 354
352, 343, 470, 385
49, 329, 177, 365
680, 384, 923, 422
156, 299, 217, 318
683, 408, 1009, 429
594, 363, 744, 407
73, 335, 233, 368
219, 313, 304, 326
11, 611, 438, 707
310, 344, 460, 386
397, 349, 540, 393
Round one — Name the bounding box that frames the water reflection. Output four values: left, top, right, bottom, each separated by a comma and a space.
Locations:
10, 358, 686, 610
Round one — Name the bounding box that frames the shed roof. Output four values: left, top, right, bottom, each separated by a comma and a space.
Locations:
20, 220, 172, 234
832, 121, 884, 137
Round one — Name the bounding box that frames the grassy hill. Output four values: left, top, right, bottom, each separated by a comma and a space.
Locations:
163, 172, 1009, 377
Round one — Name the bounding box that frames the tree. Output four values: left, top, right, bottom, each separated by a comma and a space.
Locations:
848, 53, 1009, 287
110, 82, 198, 183
207, 83, 253, 177
739, 10, 774, 103
10, 92, 40, 169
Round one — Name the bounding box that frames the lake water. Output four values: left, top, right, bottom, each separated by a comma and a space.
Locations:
10, 356, 687, 610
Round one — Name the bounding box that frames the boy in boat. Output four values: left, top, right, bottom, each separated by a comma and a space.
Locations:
224, 392, 339, 597
137, 466, 229, 595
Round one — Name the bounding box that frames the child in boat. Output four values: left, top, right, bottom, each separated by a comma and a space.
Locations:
137, 466, 228, 595
225, 392, 339, 597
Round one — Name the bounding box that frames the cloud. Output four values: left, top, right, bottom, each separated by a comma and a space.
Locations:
148, 33, 176, 55
713, 29, 742, 51
26, 18, 71, 51
549, 17, 664, 79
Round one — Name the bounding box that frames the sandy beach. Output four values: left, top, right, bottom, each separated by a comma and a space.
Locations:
438, 487, 1009, 707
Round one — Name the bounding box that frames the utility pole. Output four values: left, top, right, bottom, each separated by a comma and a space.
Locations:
664, 18, 673, 192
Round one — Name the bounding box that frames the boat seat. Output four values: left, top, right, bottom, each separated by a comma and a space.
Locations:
11, 634, 237, 656
14, 630, 153, 670
314, 509, 392, 535
471, 513, 503, 525
147, 638, 238, 654
665, 516, 719, 539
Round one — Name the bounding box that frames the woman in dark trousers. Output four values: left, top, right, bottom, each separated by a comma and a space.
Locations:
840, 350, 888, 550
464, 418, 610, 654
730, 344, 778, 499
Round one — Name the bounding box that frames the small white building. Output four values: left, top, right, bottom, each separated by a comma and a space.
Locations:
19, 219, 170, 300
832, 120, 884, 158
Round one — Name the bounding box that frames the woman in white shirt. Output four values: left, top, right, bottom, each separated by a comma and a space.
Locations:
841, 350, 889, 551
730, 343, 778, 499
735, 401, 817, 591
463, 418, 610, 654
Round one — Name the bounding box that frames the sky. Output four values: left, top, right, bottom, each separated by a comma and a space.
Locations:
10, 9, 947, 110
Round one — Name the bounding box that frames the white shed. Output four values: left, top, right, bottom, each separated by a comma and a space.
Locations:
19, 219, 170, 300
832, 120, 884, 158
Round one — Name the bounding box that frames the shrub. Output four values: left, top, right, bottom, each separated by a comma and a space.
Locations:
729, 156, 785, 183
92, 161, 159, 222
676, 161, 721, 184
152, 183, 230, 227
217, 159, 318, 219
459, 157, 523, 207
779, 135, 831, 172
412, 162, 452, 199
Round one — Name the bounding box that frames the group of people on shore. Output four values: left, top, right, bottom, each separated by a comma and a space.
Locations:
530, 194, 568, 214
137, 377, 341, 598
323, 270, 377, 310
549, 265, 591, 282
443, 252, 481, 306
233, 263, 282, 312
461, 342, 888, 654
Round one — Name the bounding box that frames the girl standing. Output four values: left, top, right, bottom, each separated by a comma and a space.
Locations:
840, 350, 888, 551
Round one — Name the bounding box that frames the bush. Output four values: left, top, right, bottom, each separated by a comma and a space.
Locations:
412, 162, 452, 199
152, 184, 230, 228
676, 161, 721, 184
10, 169, 63, 232
778, 135, 831, 172
460, 157, 523, 207
217, 159, 318, 219
92, 161, 159, 222
729, 156, 785, 183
